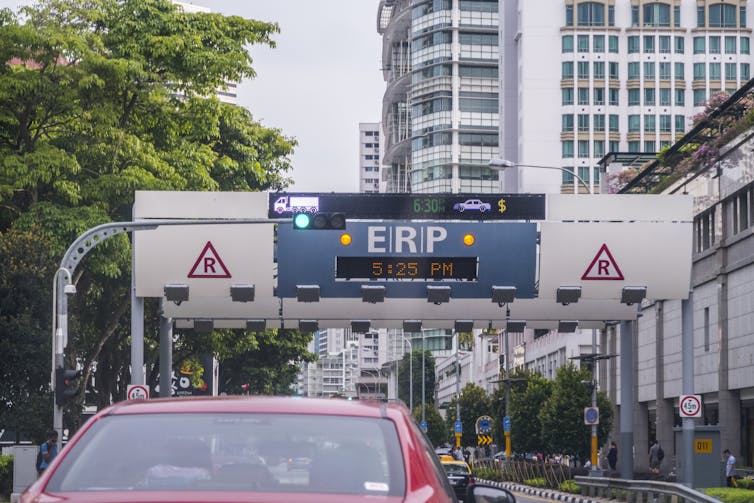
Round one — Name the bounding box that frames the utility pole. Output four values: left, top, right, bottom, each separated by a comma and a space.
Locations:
421, 332, 426, 430
455, 332, 462, 448
504, 306, 511, 458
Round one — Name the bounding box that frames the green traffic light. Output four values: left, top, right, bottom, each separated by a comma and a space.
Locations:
294, 213, 311, 229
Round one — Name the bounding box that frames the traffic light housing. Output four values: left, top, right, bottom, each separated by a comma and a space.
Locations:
55, 368, 82, 406
293, 212, 346, 230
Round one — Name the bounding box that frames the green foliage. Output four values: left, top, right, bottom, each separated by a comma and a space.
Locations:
472, 463, 502, 482
0, 454, 12, 499
445, 383, 492, 447
0, 0, 302, 435
509, 371, 552, 454
558, 480, 582, 494
413, 403, 447, 447
736, 478, 754, 490
398, 350, 436, 409
524, 477, 548, 488
704, 487, 754, 503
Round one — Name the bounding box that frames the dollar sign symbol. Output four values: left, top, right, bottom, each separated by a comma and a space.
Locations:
497, 198, 507, 213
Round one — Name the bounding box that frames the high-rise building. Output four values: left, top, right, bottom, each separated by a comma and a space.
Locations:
359, 122, 383, 193
499, 0, 754, 194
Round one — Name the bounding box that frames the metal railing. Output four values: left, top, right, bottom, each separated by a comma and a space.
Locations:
574, 476, 720, 503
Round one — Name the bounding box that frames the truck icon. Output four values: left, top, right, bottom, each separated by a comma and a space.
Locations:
273, 196, 320, 214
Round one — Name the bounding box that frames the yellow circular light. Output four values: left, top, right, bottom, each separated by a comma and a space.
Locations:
463, 233, 475, 246
340, 233, 352, 246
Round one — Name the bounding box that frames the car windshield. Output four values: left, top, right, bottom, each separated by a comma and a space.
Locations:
45, 412, 405, 496
442, 464, 469, 476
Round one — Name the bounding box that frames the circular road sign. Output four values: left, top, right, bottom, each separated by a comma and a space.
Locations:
584, 407, 599, 425
679, 394, 702, 418
127, 384, 150, 401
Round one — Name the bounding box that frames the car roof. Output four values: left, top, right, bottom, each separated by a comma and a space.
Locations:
100, 396, 396, 418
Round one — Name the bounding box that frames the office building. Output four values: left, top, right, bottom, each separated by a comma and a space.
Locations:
359, 122, 383, 193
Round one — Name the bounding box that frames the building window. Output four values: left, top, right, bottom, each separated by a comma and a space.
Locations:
577, 61, 589, 79
609, 35, 619, 53
609, 5, 615, 26
562, 35, 574, 52
675, 62, 685, 80
578, 166, 590, 183
659, 35, 671, 53
578, 140, 590, 158
659, 62, 671, 80
644, 140, 655, 152
659, 114, 672, 132
578, 2, 605, 26
628, 88, 640, 106
628, 62, 640, 80
660, 88, 671, 106
593, 61, 605, 79
644, 62, 655, 79
674, 5, 681, 26
695, 207, 716, 252
628, 115, 640, 132
710, 62, 721, 80
704, 307, 710, 352
562, 62, 574, 79
675, 36, 684, 54
594, 88, 605, 105
628, 35, 640, 53
741, 6, 747, 27
708, 4, 737, 28
732, 187, 752, 234
675, 115, 685, 131
562, 114, 574, 132
628, 141, 640, 152
742, 37, 751, 54
609, 114, 619, 132
709, 36, 721, 54
644, 2, 671, 27
566, 4, 574, 25
609, 62, 619, 80
694, 37, 706, 54
562, 141, 574, 158
578, 114, 590, 132
578, 34, 589, 52
725, 62, 737, 80
694, 89, 707, 106
562, 88, 574, 105
594, 140, 605, 157
593, 35, 605, 52
675, 90, 685, 106
609, 140, 620, 151
578, 87, 590, 105
608, 88, 619, 106
644, 35, 655, 53
632, 5, 640, 26
697, 5, 705, 27
742, 63, 750, 80
644, 115, 656, 132
644, 88, 656, 106
593, 114, 605, 131
693, 62, 706, 80
561, 167, 574, 184
725, 36, 737, 54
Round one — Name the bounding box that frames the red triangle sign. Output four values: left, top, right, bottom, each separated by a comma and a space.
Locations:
188, 241, 232, 278
581, 244, 624, 281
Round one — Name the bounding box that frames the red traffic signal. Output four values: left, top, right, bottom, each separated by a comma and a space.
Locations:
55, 368, 82, 406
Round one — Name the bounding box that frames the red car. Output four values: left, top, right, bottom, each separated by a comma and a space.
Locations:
22, 396, 515, 502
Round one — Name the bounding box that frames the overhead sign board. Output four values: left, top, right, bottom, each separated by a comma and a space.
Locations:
277, 222, 537, 299
268, 192, 546, 221
538, 222, 692, 301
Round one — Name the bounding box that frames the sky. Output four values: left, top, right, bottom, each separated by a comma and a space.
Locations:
0, 0, 385, 192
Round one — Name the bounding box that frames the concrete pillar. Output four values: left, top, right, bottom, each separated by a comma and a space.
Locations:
620, 320, 634, 479
655, 301, 675, 474
717, 276, 741, 458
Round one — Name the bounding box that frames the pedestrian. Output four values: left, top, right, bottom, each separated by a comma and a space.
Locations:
648, 440, 660, 474
723, 449, 737, 487
453, 445, 463, 461
607, 441, 618, 472
37, 430, 59, 476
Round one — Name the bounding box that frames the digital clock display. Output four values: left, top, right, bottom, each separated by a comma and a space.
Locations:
336, 257, 478, 281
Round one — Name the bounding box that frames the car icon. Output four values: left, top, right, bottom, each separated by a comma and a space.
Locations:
453, 199, 491, 212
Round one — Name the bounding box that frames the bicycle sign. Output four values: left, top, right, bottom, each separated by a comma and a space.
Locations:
679, 394, 702, 418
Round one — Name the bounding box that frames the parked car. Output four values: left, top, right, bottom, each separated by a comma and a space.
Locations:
22, 396, 516, 502
452, 199, 492, 213
440, 457, 475, 501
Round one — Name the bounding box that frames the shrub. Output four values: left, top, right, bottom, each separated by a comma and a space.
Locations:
0, 454, 13, 500
735, 478, 754, 490
704, 487, 754, 503
524, 477, 548, 488
558, 480, 581, 494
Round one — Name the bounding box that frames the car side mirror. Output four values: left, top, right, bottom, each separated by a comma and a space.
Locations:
467, 483, 517, 503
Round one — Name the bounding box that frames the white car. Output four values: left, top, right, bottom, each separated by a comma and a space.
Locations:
453, 199, 491, 212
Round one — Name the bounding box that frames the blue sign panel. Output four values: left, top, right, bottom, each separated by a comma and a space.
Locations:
503, 416, 511, 432
277, 222, 537, 299
421, 420, 428, 432
455, 420, 463, 434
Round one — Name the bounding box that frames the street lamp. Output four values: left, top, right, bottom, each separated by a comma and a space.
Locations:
398, 335, 413, 412
489, 158, 594, 194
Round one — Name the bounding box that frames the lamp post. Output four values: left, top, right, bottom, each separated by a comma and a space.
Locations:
399, 335, 413, 412
489, 158, 594, 194
421, 332, 426, 430
455, 332, 462, 449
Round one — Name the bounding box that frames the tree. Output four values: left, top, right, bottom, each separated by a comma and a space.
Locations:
445, 383, 492, 447
0, 0, 302, 433
539, 364, 613, 460
508, 371, 552, 455
397, 350, 435, 408
412, 403, 447, 447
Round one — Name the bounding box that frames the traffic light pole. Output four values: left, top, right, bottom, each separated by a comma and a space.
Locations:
52, 218, 288, 447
